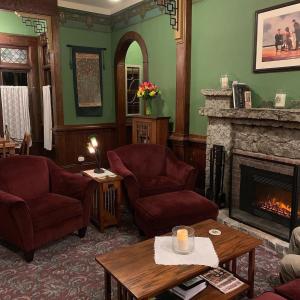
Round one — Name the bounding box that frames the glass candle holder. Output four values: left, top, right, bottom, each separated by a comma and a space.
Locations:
220, 74, 229, 90
172, 226, 195, 255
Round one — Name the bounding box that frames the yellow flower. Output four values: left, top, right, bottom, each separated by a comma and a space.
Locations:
149, 91, 156, 97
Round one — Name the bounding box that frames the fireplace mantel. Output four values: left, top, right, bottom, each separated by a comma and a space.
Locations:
200, 88, 300, 200
200, 107, 300, 124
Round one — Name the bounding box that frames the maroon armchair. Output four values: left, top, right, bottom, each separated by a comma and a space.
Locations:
107, 144, 217, 237
107, 144, 197, 209
254, 279, 300, 300
0, 156, 96, 262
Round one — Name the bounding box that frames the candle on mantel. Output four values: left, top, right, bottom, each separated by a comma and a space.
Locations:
220, 75, 229, 90
177, 228, 189, 251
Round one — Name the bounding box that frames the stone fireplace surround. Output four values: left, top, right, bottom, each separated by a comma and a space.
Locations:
199, 89, 300, 248
199, 89, 300, 197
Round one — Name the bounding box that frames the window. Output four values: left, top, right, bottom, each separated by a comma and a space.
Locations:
126, 65, 142, 116
1, 71, 28, 86
0, 47, 28, 64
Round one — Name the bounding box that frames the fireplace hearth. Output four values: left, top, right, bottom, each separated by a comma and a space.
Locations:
230, 154, 300, 241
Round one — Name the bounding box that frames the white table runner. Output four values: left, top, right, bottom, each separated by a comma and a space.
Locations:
154, 237, 219, 267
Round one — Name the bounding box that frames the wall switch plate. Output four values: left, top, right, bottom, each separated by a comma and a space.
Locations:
78, 156, 85, 162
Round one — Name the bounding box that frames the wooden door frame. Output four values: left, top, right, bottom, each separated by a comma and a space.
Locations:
114, 31, 149, 146
0, 33, 42, 150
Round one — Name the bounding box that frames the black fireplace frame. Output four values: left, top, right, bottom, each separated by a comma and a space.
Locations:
229, 154, 300, 241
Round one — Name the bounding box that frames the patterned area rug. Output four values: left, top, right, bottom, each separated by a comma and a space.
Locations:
0, 210, 281, 300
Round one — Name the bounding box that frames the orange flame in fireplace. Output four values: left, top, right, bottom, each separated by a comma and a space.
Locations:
258, 196, 292, 218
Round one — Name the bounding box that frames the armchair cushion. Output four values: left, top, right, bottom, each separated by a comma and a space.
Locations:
27, 193, 83, 231
275, 279, 300, 300
108, 144, 197, 209
0, 155, 49, 200
111, 144, 166, 178
135, 190, 219, 237
139, 176, 183, 197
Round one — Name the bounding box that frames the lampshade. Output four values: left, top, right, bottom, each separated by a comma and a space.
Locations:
90, 136, 98, 148
87, 143, 95, 154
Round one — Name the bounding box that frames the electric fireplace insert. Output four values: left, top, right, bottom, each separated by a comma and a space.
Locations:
230, 163, 300, 241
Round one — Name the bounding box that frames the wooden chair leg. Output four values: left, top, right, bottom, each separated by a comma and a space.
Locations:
24, 250, 34, 262
78, 227, 87, 238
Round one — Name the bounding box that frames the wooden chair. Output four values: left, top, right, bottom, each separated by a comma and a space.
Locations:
19, 132, 31, 155
0, 140, 6, 158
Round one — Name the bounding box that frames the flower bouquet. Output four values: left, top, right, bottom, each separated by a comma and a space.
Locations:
136, 81, 160, 115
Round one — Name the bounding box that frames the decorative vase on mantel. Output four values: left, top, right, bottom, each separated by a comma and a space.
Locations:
136, 81, 160, 117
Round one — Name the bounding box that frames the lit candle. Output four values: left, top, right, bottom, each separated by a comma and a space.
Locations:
177, 229, 189, 252
220, 75, 229, 90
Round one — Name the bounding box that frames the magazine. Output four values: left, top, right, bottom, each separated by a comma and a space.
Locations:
201, 267, 244, 294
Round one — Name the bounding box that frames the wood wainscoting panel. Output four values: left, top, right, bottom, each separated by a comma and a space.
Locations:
54, 123, 117, 172
170, 134, 207, 195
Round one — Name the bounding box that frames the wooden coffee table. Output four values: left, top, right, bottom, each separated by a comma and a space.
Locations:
95, 219, 262, 300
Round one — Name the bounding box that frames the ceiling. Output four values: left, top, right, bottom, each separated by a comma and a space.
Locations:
58, 0, 144, 15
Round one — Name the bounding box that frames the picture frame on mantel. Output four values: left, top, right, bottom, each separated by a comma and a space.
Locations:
70, 45, 105, 116
254, 1, 300, 73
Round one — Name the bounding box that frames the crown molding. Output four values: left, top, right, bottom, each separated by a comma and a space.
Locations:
59, 1, 163, 32
58, 0, 143, 16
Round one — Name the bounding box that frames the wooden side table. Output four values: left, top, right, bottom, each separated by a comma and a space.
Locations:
83, 169, 122, 232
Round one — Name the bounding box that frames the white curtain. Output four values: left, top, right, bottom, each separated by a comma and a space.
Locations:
42, 85, 52, 151
0, 86, 31, 142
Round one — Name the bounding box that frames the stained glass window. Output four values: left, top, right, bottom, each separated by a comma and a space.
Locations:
0, 48, 28, 64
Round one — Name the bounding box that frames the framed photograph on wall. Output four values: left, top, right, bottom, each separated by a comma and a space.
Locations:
254, 1, 300, 72
71, 46, 105, 116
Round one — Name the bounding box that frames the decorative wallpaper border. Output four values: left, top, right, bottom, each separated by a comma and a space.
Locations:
59, 0, 164, 32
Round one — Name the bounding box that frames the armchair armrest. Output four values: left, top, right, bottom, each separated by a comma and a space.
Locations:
165, 149, 198, 190
275, 279, 300, 300
0, 190, 34, 251
107, 151, 140, 207
47, 159, 97, 224
47, 159, 95, 201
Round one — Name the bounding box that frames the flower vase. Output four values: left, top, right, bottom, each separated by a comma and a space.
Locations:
145, 99, 152, 116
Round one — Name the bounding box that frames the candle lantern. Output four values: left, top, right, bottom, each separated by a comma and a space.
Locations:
172, 225, 195, 254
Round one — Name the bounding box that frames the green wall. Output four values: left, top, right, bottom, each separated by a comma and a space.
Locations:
0, 10, 38, 36
112, 14, 176, 122
58, 0, 300, 133
125, 41, 143, 67
190, 0, 300, 134
59, 26, 115, 124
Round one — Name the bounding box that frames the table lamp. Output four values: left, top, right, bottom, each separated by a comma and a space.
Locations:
87, 136, 104, 174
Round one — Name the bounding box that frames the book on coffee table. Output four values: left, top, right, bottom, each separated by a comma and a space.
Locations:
170, 276, 207, 300
201, 267, 244, 294
153, 276, 207, 300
